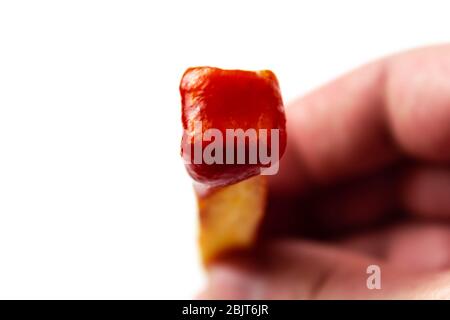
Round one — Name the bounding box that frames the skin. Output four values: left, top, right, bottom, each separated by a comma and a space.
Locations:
200, 44, 450, 299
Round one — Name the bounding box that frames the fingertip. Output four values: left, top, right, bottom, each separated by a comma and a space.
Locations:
386, 45, 450, 162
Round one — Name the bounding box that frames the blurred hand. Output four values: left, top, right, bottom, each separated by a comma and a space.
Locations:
200, 44, 450, 299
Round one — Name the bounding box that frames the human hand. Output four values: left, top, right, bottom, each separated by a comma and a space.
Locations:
200, 44, 450, 299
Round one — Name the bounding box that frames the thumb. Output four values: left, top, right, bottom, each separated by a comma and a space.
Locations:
199, 240, 450, 299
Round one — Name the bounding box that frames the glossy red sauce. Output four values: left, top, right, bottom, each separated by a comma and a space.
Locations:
180, 67, 286, 187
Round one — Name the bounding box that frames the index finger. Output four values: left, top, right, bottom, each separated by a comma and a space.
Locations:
271, 44, 450, 195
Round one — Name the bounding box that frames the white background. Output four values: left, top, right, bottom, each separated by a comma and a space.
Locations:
0, 0, 449, 299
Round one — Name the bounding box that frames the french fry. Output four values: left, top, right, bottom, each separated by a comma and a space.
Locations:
195, 176, 267, 264
180, 67, 285, 265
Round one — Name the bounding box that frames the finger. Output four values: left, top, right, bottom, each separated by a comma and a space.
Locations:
341, 222, 450, 272
271, 44, 450, 195
201, 240, 380, 299
385, 223, 450, 272
200, 240, 450, 299
294, 165, 450, 234
262, 168, 401, 238
303, 170, 399, 236
401, 166, 450, 219
264, 165, 450, 238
